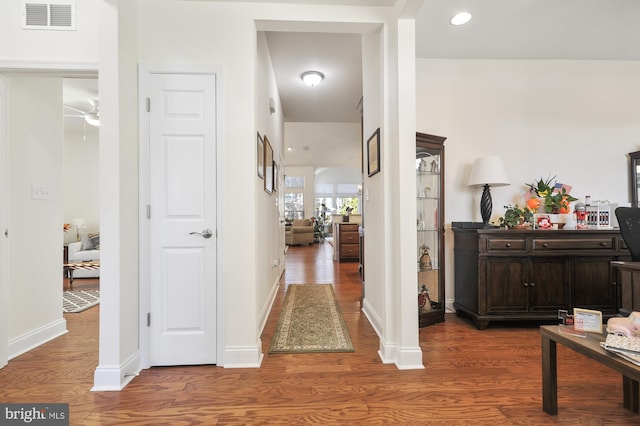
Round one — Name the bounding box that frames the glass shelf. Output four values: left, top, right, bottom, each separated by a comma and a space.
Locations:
416, 132, 446, 327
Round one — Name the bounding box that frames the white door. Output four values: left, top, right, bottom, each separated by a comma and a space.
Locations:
149, 73, 217, 366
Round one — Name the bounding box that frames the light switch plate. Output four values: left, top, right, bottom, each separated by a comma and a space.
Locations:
31, 184, 50, 200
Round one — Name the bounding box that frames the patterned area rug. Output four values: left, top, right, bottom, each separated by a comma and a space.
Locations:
269, 284, 354, 354
63, 290, 100, 313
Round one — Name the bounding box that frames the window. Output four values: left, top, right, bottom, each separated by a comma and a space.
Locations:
285, 176, 304, 189
284, 193, 304, 220
336, 197, 359, 214
285, 175, 305, 220
315, 183, 360, 216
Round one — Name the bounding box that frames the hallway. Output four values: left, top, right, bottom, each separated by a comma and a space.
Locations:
0, 243, 637, 424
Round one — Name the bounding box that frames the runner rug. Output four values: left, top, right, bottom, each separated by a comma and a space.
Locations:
63, 290, 100, 313
269, 284, 354, 354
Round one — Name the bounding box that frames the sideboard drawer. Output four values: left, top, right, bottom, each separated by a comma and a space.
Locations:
532, 237, 615, 251
487, 238, 526, 251
339, 224, 359, 233
341, 232, 359, 244
340, 244, 359, 257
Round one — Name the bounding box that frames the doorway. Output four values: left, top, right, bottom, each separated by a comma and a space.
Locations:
141, 69, 219, 366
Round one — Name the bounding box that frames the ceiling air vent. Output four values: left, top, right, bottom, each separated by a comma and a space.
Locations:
23, 1, 76, 30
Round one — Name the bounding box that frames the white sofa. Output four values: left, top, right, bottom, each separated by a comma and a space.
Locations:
67, 234, 100, 278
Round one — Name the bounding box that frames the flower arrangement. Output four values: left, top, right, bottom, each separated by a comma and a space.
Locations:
63, 223, 71, 232
525, 176, 577, 214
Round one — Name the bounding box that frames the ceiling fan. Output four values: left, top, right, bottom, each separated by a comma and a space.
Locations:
64, 99, 100, 127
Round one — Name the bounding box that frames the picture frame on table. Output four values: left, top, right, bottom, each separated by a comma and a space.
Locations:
257, 132, 264, 179
264, 136, 274, 194
367, 128, 381, 177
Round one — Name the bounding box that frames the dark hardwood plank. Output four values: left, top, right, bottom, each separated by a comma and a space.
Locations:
0, 242, 637, 424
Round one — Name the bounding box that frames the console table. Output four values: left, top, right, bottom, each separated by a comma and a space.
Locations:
541, 325, 640, 415
453, 228, 630, 329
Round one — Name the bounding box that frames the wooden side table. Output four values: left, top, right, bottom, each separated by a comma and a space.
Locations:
541, 325, 640, 415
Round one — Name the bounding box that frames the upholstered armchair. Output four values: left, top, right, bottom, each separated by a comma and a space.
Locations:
285, 219, 315, 245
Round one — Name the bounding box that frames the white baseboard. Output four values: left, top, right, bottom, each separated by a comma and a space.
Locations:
362, 298, 424, 369
8, 318, 67, 360
223, 341, 264, 368
92, 351, 141, 391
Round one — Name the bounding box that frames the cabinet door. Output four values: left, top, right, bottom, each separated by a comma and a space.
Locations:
572, 256, 617, 314
528, 257, 570, 313
484, 257, 528, 314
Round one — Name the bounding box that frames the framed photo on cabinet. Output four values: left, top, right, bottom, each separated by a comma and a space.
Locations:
257, 132, 264, 179
264, 136, 274, 194
367, 128, 380, 177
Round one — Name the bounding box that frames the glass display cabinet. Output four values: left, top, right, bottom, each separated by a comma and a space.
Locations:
416, 132, 446, 327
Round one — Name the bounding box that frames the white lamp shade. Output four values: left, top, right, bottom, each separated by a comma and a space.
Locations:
468, 156, 510, 187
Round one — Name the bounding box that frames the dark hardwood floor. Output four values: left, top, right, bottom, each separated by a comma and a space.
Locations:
1, 242, 637, 424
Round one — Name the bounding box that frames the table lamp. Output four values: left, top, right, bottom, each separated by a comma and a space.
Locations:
72, 218, 86, 241
468, 156, 510, 226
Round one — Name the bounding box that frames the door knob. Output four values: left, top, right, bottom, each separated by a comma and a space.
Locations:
190, 229, 213, 238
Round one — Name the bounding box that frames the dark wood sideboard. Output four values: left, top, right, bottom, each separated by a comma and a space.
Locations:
612, 261, 640, 314
453, 228, 630, 329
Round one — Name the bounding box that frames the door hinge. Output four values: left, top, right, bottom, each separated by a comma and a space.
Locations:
147, 312, 151, 327
146, 97, 151, 112
3, 229, 7, 237
146, 204, 151, 219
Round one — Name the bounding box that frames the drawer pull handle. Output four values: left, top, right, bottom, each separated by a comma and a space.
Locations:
505, 243, 511, 247
600, 242, 607, 246
530, 282, 535, 287
543, 243, 548, 248
524, 283, 528, 287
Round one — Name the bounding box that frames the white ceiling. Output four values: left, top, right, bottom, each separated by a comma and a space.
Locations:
63, 0, 640, 160
267, 0, 639, 165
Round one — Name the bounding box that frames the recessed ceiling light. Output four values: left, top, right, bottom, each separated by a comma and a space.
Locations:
450, 11, 472, 26
301, 71, 324, 87
287, 146, 292, 151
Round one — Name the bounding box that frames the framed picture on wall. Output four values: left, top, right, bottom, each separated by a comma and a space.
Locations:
273, 161, 279, 192
367, 128, 380, 177
264, 136, 274, 194
257, 132, 264, 179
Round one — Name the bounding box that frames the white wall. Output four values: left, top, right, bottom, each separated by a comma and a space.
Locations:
0, 0, 99, 366
416, 58, 640, 309
0, 0, 99, 67
63, 124, 99, 244
7, 75, 67, 358
284, 122, 361, 168
256, 30, 285, 336
137, 0, 260, 367
361, 29, 387, 351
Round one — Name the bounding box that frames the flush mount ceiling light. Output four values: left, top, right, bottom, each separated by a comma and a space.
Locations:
301, 71, 324, 87
450, 11, 472, 26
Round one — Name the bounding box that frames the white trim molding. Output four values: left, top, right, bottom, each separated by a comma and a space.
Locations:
8, 319, 67, 360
